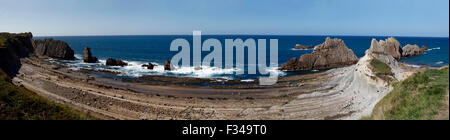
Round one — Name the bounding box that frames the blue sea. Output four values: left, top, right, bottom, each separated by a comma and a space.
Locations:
34, 35, 449, 80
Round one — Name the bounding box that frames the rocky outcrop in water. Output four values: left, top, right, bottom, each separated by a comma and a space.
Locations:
106, 58, 128, 67
421, 45, 429, 51
402, 44, 424, 57
0, 33, 35, 77
294, 44, 314, 50
164, 60, 173, 71
367, 37, 403, 59
33, 38, 75, 60
142, 63, 156, 70
279, 37, 358, 71
83, 47, 98, 63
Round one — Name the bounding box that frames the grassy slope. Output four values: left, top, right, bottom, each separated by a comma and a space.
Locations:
0, 70, 96, 120
364, 67, 449, 120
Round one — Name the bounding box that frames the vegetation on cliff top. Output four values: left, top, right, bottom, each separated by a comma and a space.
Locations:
364, 67, 449, 120
0, 69, 96, 120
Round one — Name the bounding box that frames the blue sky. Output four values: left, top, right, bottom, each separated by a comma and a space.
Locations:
0, 0, 448, 37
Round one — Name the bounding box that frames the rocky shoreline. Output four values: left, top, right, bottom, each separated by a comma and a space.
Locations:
1, 32, 431, 120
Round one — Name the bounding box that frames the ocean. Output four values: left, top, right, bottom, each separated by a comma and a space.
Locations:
34, 35, 449, 80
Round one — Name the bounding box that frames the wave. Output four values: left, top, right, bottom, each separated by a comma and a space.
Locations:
64, 55, 286, 79
426, 47, 441, 51
436, 61, 445, 65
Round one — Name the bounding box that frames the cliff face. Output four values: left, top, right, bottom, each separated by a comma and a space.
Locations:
279, 37, 358, 71
0, 33, 35, 77
33, 38, 75, 60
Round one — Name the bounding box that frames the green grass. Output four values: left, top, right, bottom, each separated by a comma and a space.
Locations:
0, 70, 97, 120
363, 67, 449, 120
369, 59, 394, 82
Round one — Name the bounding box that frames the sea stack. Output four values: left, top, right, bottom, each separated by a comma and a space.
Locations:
33, 38, 75, 60
279, 37, 358, 71
402, 44, 424, 57
106, 58, 128, 67
164, 60, 173, 71
83, 47, 98, 63
367, 37, 402, 59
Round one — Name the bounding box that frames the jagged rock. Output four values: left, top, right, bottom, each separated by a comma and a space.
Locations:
367, 37, 402, 59
33, 38, 75, 60
142, 63, 156, 70
421, 45, 429, 51
294, 44, 314, 50
402, 44, 424, 57
279, 37, 358, 71
164, 60, 173, 71
106, 58, 128, 67
83, 47, 98, 63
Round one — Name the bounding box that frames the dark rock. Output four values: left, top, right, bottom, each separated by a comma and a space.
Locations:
164, 60, 173, 71
142, 63, 156, 70
294, 44, 314, 50
279, 37, 358, 71
83, 47, 98, 63
402, 44, 424, 57
0, 32, 34, 77
33, 38, 75, 60
106, 58, 128, 67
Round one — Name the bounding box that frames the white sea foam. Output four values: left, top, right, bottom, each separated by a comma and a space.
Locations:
426, 47, 441, 51
65, 55, 287, 79
436, 61, 444, 64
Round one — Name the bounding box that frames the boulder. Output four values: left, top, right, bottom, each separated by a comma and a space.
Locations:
33, 38, 75, 60
164, 60, 173, 71
294, 44, 314, 50
106, 58, 128, 67
402, 44, 424, 57
83, 47, 98, 63
367, 37, 402, 59
279, 37, 358, 71
142, 63, 156, 70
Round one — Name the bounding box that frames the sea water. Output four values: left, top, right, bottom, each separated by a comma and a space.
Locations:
34, 35, 449, 80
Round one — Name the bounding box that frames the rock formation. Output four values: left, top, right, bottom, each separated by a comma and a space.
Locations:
421, 45, 429, 51
83, 47, 98, 63
33, 38, 75, 60
106, 58, 128, 67
164, 60, 173, 71
294, 44, 314, 50
142, 63, 156, 70
279, 37, 358, 71
367, 37, 403, 59
402, 44, 424, 57
0, 33, 35, 77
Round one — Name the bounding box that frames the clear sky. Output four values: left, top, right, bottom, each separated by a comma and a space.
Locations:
0, 0, 448, 37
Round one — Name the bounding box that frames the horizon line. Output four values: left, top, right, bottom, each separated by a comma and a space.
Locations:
33, 34, 450, 38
